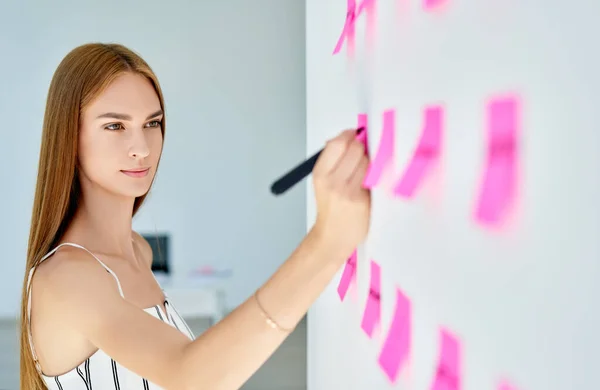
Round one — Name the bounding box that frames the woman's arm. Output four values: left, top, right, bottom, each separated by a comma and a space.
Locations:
178, 226, 345, 389
43, 129, 370, 390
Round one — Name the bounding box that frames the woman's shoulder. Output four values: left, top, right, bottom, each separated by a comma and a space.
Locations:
34, 244, 97, 284
31, 244, 122, 316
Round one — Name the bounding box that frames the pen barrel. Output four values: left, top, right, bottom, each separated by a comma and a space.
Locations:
270, 150, 322, 195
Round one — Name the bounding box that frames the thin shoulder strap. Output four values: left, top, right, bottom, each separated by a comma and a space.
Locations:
26, 242, 125, 374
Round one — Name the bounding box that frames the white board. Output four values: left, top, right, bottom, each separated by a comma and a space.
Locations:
306, 1, 600, 389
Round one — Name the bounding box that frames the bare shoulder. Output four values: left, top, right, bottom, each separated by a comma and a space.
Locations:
132, 231, 153, 267
32, 245, 124, 325
34, 245, 110, 292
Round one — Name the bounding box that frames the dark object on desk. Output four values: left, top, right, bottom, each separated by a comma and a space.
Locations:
141, 233, 171, 274
270, 127, 366, 195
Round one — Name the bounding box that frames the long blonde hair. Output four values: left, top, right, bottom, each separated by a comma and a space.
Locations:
20, 43, 166, 390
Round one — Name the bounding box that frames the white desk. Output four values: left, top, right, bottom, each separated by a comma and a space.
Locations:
155, 272, 229, 326
163, 286, 227, 326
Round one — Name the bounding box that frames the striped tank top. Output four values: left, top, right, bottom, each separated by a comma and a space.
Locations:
26, 242, 195, 390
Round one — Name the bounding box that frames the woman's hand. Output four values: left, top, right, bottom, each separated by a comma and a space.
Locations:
311, 128, 371, 261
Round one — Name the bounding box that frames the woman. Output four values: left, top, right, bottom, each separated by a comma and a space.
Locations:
21, 42, 370, 390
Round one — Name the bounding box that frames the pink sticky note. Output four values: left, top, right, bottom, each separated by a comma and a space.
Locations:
357, 0, 377, 47
357, 0, 376, 19
474, 95, 520, 226
357, 113, 369, 151
360, 260, 381, 337
497, 381, 518, 390
378, 287, 412, 383
337, 249, 358, 301
429, 328, 462, 390
333, 0, 357, 56
423, 0, 447, 9
363, 109, 395, 189
394, 105, 443, 198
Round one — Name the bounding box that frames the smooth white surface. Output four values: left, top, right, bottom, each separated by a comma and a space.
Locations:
306, 1, 600, 389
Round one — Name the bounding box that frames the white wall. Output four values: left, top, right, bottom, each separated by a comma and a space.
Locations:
0, 0, 306, 317
306, 1, 600, 389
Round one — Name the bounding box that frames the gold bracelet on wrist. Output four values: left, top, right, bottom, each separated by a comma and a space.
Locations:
253, 289, 294, 333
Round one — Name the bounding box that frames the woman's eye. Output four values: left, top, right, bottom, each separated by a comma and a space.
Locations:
146, 120, 162, 128
105, 123, 124, 131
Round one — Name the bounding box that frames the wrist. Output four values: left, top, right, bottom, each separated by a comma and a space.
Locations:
307, 223, 352, 267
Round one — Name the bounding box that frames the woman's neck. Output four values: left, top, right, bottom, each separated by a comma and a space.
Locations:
66, 189, 137, 259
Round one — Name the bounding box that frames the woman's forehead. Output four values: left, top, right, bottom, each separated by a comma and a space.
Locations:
85, 73, 161, 119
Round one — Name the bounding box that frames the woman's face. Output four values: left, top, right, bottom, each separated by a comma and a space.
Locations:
78, 72, 164, 199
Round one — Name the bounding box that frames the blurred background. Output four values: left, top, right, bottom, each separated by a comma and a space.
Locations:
0, 0, 308, 389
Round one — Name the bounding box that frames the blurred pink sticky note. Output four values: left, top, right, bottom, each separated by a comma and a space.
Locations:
377, 287, 411, 383
423, 0, 446, 9
357, 0, 376, 16
363, 109, 395, 189
333, 0, 357, 56
357, 0, 377, 45
474, 96, 519, 226
429, 328, 462, 390
360, 260, 381, 337
394, 105, 443, 198
337, 249, 358, 301
497, 380, 519, 390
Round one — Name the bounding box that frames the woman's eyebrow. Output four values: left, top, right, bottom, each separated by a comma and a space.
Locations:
96, 109, 163, 121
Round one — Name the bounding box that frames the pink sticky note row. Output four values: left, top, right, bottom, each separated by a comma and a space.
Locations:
337, 249, 358, 301
360, 260, 381, 337
333, 0, 357, 55
378, 287, 411, 383
474, 95, 520, 226
430, 328, 462, 390
394, 105, 443, 198
363, 109, 395, 189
